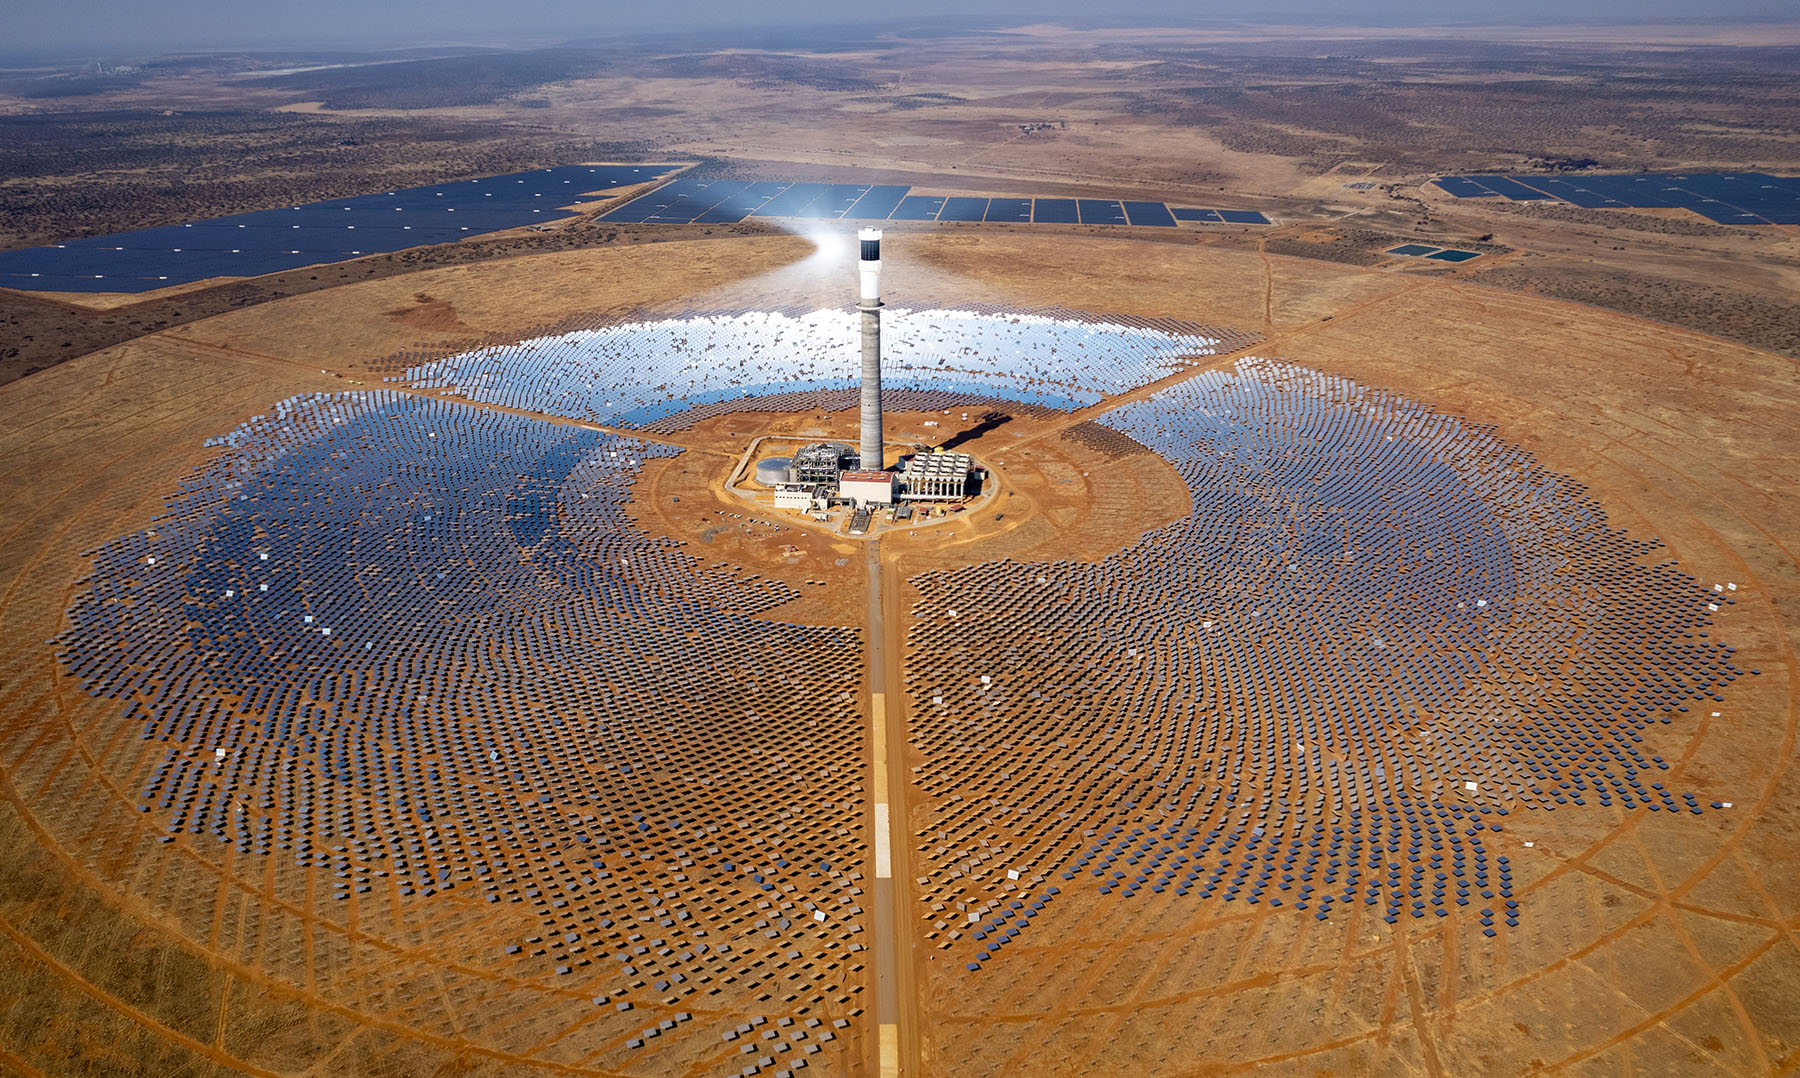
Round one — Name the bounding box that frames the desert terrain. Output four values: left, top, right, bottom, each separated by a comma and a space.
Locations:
2, 229, 1796, 1074
0, 18, 1798, 1078
3, 22, 1799, 386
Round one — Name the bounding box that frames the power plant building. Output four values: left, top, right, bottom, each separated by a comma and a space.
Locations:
746, 231, 980, 523
840, 470, 896, 506
793, 442, 855, 485
772, 483, 821, 510
902, 452, 975, 501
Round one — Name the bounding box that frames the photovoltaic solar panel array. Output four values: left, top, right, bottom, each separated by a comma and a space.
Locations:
1433, 172, 1800, 225
1386, 244, 1484, 263
0, 164, 681, 293
0, 166, 1276, 295
1171, 208, 1273, 225
598, 176, 1271, 227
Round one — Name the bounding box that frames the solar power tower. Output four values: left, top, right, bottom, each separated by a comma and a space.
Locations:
858, 227, 885, 471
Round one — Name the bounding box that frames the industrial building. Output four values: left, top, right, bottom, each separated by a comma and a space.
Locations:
901, 451, 976, 501
772, 483, 822, 510
794, 442, 855, 485
746, 229, 980, 524
840, 470, 897, 506
758, 450, 978, 511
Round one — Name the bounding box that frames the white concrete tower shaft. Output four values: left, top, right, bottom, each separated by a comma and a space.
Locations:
857, 227, 883, 472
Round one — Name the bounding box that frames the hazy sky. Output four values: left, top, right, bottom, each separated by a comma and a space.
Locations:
13, 0, 1798, 55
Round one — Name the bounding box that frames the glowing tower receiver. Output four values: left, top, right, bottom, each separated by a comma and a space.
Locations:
857, 227, 883, 472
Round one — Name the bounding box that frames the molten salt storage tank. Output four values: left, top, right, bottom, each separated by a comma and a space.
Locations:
754, 457, 796, 485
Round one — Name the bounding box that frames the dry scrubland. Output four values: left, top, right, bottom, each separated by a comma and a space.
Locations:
0, 232, 1795, 1074
1, 20, 1799, 1077
2, 22, 1799, 385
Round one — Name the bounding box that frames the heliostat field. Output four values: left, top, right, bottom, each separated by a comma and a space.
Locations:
39, 300, 1758, 1075
907, 359, 1736, 964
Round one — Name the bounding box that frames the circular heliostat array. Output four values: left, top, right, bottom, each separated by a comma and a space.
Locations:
903, 359, 1738, 965
61, 391, 872, 1074
387, 304, 1256, 429
52, 308, 1746, 1074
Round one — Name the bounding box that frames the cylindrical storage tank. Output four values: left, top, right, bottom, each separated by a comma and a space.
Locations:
754, 457, 795, 485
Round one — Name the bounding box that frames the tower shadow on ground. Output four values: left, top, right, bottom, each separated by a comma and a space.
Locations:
935, 411, 1012, 452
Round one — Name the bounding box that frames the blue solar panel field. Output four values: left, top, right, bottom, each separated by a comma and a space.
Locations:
0, 164, 680, 293
1386, 244, 1482, 263
1122, 201, 1178, 227
0, 168, 1286, 296
937, 197, 991, 223
749, 182, 833, 218
1461, 176, 1557, 202
802, 185, 867, 219
984, 198, 1033, 223
845, 185, 911, 220
1431, 177, 1497, 198
693, 181, 788, 224
1433, 172, 1800, 224
889, 195, 947, 221
1076, 199, 1128, 226
601, 180, 1276, 230
1170, 207, 1274, 225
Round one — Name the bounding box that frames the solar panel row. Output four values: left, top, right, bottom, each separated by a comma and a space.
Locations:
847, 185, 910, 220
1386, 244, 1483, 263
890, 195, 946, 221
1430, 177, 1494, 198
600, 182, 1272, 228
0, 165, 1280, 296
937, 196, 990, 223
1076, 199, 1127, 225
0, 164, 680, 293
1432, 172, 1800, 225
1122, 201, 1178, 227
984, 197, 1033, 223
1169, 207, 1274, 225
